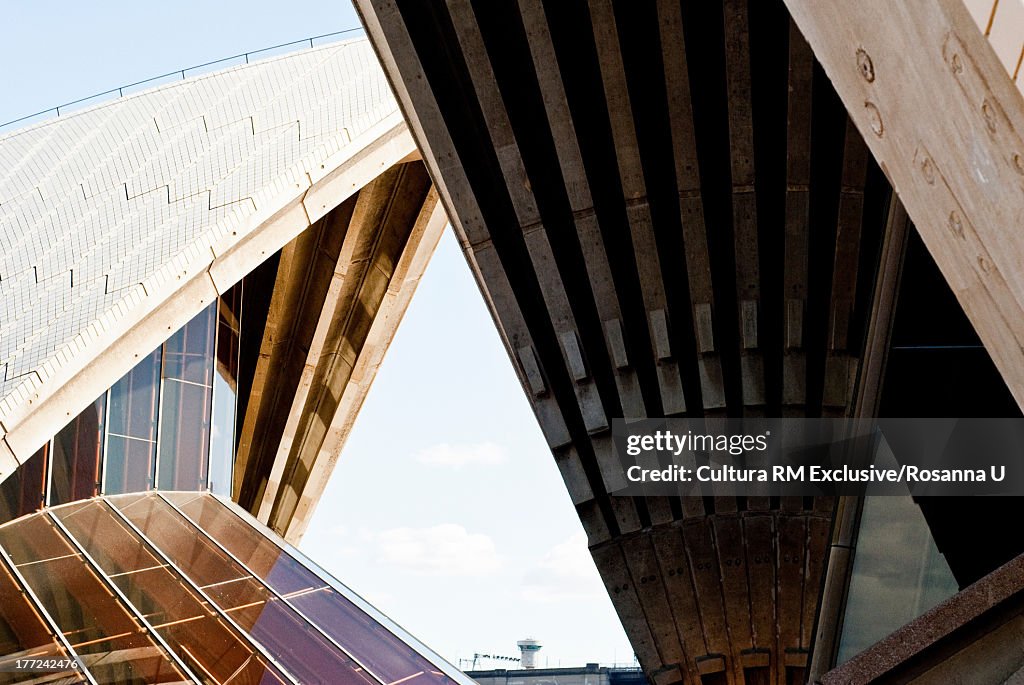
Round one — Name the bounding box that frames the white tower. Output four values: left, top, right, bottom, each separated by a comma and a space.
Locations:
517, 638, 542, 669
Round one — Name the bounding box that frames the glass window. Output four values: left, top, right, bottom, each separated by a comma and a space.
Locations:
52, 499, 289, 685
157, 304, 215, 491
0, 555, 83, 682
169, 492, 456, 685
49, 396, 105, 506
836, 495, 959, 663
104, 347, 161, 494
162, 302, 215, 386
0, 446, 47, 522
209, 286, 241, 497
0, 513, 189, 684
114, 494, 381, 685
209, 373, 235, 496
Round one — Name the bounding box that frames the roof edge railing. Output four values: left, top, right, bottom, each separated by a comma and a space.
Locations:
0, 27, 364, 132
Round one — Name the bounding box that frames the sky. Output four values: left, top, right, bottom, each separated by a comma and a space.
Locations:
0, 0, 634, 669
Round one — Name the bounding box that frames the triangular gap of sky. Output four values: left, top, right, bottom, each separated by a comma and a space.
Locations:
301, 229, 634, 668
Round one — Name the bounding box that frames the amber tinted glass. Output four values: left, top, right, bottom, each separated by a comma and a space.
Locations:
169, 492, 454, 685
105, 347, 162, 494
0, 495, 464, 685
114, 494, 380, 685
52, 500, 289, 685
49, 396, 105, 506
0, 513, 188, 684
0, 447, 46, 523
0, 557, 83, 683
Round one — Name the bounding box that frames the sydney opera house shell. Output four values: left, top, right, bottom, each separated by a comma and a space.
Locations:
4, 0, 1024, 682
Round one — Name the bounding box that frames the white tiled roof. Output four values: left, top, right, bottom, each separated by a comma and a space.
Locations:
0, 38, 401, 452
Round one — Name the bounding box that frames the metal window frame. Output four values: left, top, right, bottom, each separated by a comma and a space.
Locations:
99, 388, 112, 495
153, 327, 172, 492
45, 507, 202, 684
93, 394, 106, 499
101, 348, 164, 496
102, 495, 302, 685
207, 312, 220, 494
156, 304, 217, 492
210, 492, 478, 685
0, 536, 98, 685
156, 491, 387, 685
207, 291, 238, 497
43, 438, 55, 508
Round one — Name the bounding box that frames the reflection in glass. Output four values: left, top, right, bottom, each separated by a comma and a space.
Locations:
0, 494, 468, 685
49, 396, 105, 505
0, 513, 188, 684
117, 494, 379, 685
0, 446, 47, 522
53, 499, 289, 685
1, 286, 247, 521
105, 348, 162, 494
0, 555, 82, 682
836, 495, 959, 663
157, 304, 215, 491
169, 491, 454, 685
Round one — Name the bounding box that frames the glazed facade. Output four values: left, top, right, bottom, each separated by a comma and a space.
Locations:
0, 491, 467, 685
0, 289, 241, 523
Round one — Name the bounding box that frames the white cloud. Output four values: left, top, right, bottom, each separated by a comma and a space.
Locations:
414, 442, 507, 468
521, 532, 607, 602
375, 524, 501, 576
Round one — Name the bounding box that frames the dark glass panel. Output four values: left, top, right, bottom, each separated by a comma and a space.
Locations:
156, 380, 211, 490
104, 348, 161, 495
290, 588, 454, 685
169, 493, 454, 685
0, 557, 82, 683
0, 514, 188, 684
168, 493, 320, 595
0, 446, 47, 522
217, 285, 241, 390
700, 674, 728, 685
743, 666, 770, 685
53, 500, 289, 685
115, 494, 380, 685
49, 396, 105, 506
110, 496, 244, 588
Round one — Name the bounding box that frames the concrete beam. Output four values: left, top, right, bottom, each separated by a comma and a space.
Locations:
783, 0, 1024, 410
282, 189, 448, 542
357, 0, 575, 454
243, 161, 432, 534
587, 0, 686, 416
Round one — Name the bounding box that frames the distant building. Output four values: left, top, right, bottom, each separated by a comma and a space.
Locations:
469, 664, 647, 685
